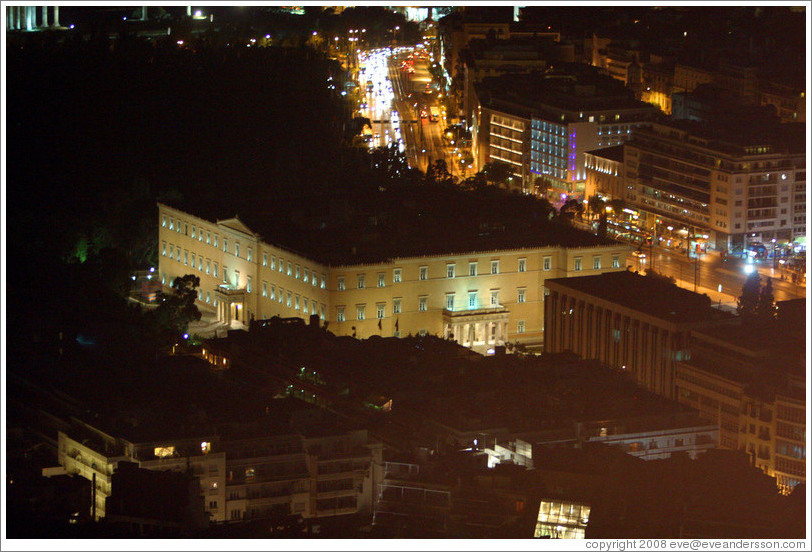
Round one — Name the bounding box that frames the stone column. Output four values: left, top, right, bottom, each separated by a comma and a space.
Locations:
53, 5, 59, 27
187, 6, 192, 17
42, 6, 48, 27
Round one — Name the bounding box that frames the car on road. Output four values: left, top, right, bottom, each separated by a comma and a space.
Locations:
632, 250, 647, 261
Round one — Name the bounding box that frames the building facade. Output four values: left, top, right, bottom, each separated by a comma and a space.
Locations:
624, 121, 806, 253
543, 271, 732, 400
158, 203, 631, 351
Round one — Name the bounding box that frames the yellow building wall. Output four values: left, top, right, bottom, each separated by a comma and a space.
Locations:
158, 204, 630, 347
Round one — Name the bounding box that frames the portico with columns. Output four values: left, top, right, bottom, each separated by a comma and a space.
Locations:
7, 6, 60, 31
443, 306, 510, 352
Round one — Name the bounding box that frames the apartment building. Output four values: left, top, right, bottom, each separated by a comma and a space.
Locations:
674, 299, 806, 494
543, 271, 733, 400
158, 202, 630, 352
623, 120, 806, 253
57, 409, 382, 522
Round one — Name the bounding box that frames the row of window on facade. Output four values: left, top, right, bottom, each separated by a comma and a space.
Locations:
334, 255, 619, 291
162, 215, 326, 288
260, 282, 326, 320
336, 288, 526, 319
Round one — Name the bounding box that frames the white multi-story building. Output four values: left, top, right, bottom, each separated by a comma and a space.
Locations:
624, 120, 806, 253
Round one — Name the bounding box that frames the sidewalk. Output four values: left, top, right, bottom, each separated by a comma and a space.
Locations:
671, 276, 739, 314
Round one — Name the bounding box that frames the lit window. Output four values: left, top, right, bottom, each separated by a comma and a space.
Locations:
270, 285, 276, 300
223, 238, 228, 253
320, 305, 325, 320
491, 260, 499, 274
271, 256, 276, 270
518, 258, 526, 272
287, 262, 292, 276
169, 245, 174, 259
419, 266, 428, 280
213, 263, 218, 278
574, 257, 582, 271
191, 253, 196, 268
378, 273, 385, 287
198, 230, 203, 242
214, 234, 218, 248
223, 267, 228, 283
295, 265, 300, 279
286, 292, 292, 308
357, 275, 365, 289
247, 248, 252, 262
234, 242, 240, 257
278, 258, 283, 272
294, 295, 299, 310
469, 262, 478, 276
198, 256, 203, 271
337, 307, 345, 322
206, 232, 211, 244
446, 293, 455, 311
206, 291, 211, 303
184, 250, 188, 266
262, 282, 268, 297
518, 288, 526, 303
393, 298, 402, 314
612, 255, 619, 268
162, 215, 167, 228
169, 218, 174, 230
393, 268, 402, 283
468, 291, 478, 309
277, 287, 283, 303
593, 256, 601, 270
154, 446, 175, 458
447, 264, 456, 278
304, 269, 309, 283
320, 274, 326, 289
191, 226, 196, 239
490, 290, 499, 306
418, 296, 427, 311
377, 304, 385, 319
162, 242, 167, 256
357, 306, 366, 320
517, 320, 525, 333
303, 300, 308, 314
248, 277, 254, 294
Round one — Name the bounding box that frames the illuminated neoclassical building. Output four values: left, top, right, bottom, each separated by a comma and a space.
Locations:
158, 201, 630, 351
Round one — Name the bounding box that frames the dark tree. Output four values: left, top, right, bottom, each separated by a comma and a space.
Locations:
482, 161, 513, 188
755, 276, 777, 324
736, 271, 762, 323
152, 275, 202, 341
425, 159, 456, 187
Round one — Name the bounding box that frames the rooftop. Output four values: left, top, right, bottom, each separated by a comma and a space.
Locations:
476, 64, 657, 117
164, 185, 621, 267
585, 144, 624, 162
545, 271, 733, 325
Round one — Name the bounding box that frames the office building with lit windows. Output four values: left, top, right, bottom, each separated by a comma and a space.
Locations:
158, 201, 630, 352
472, 65, 657, 201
